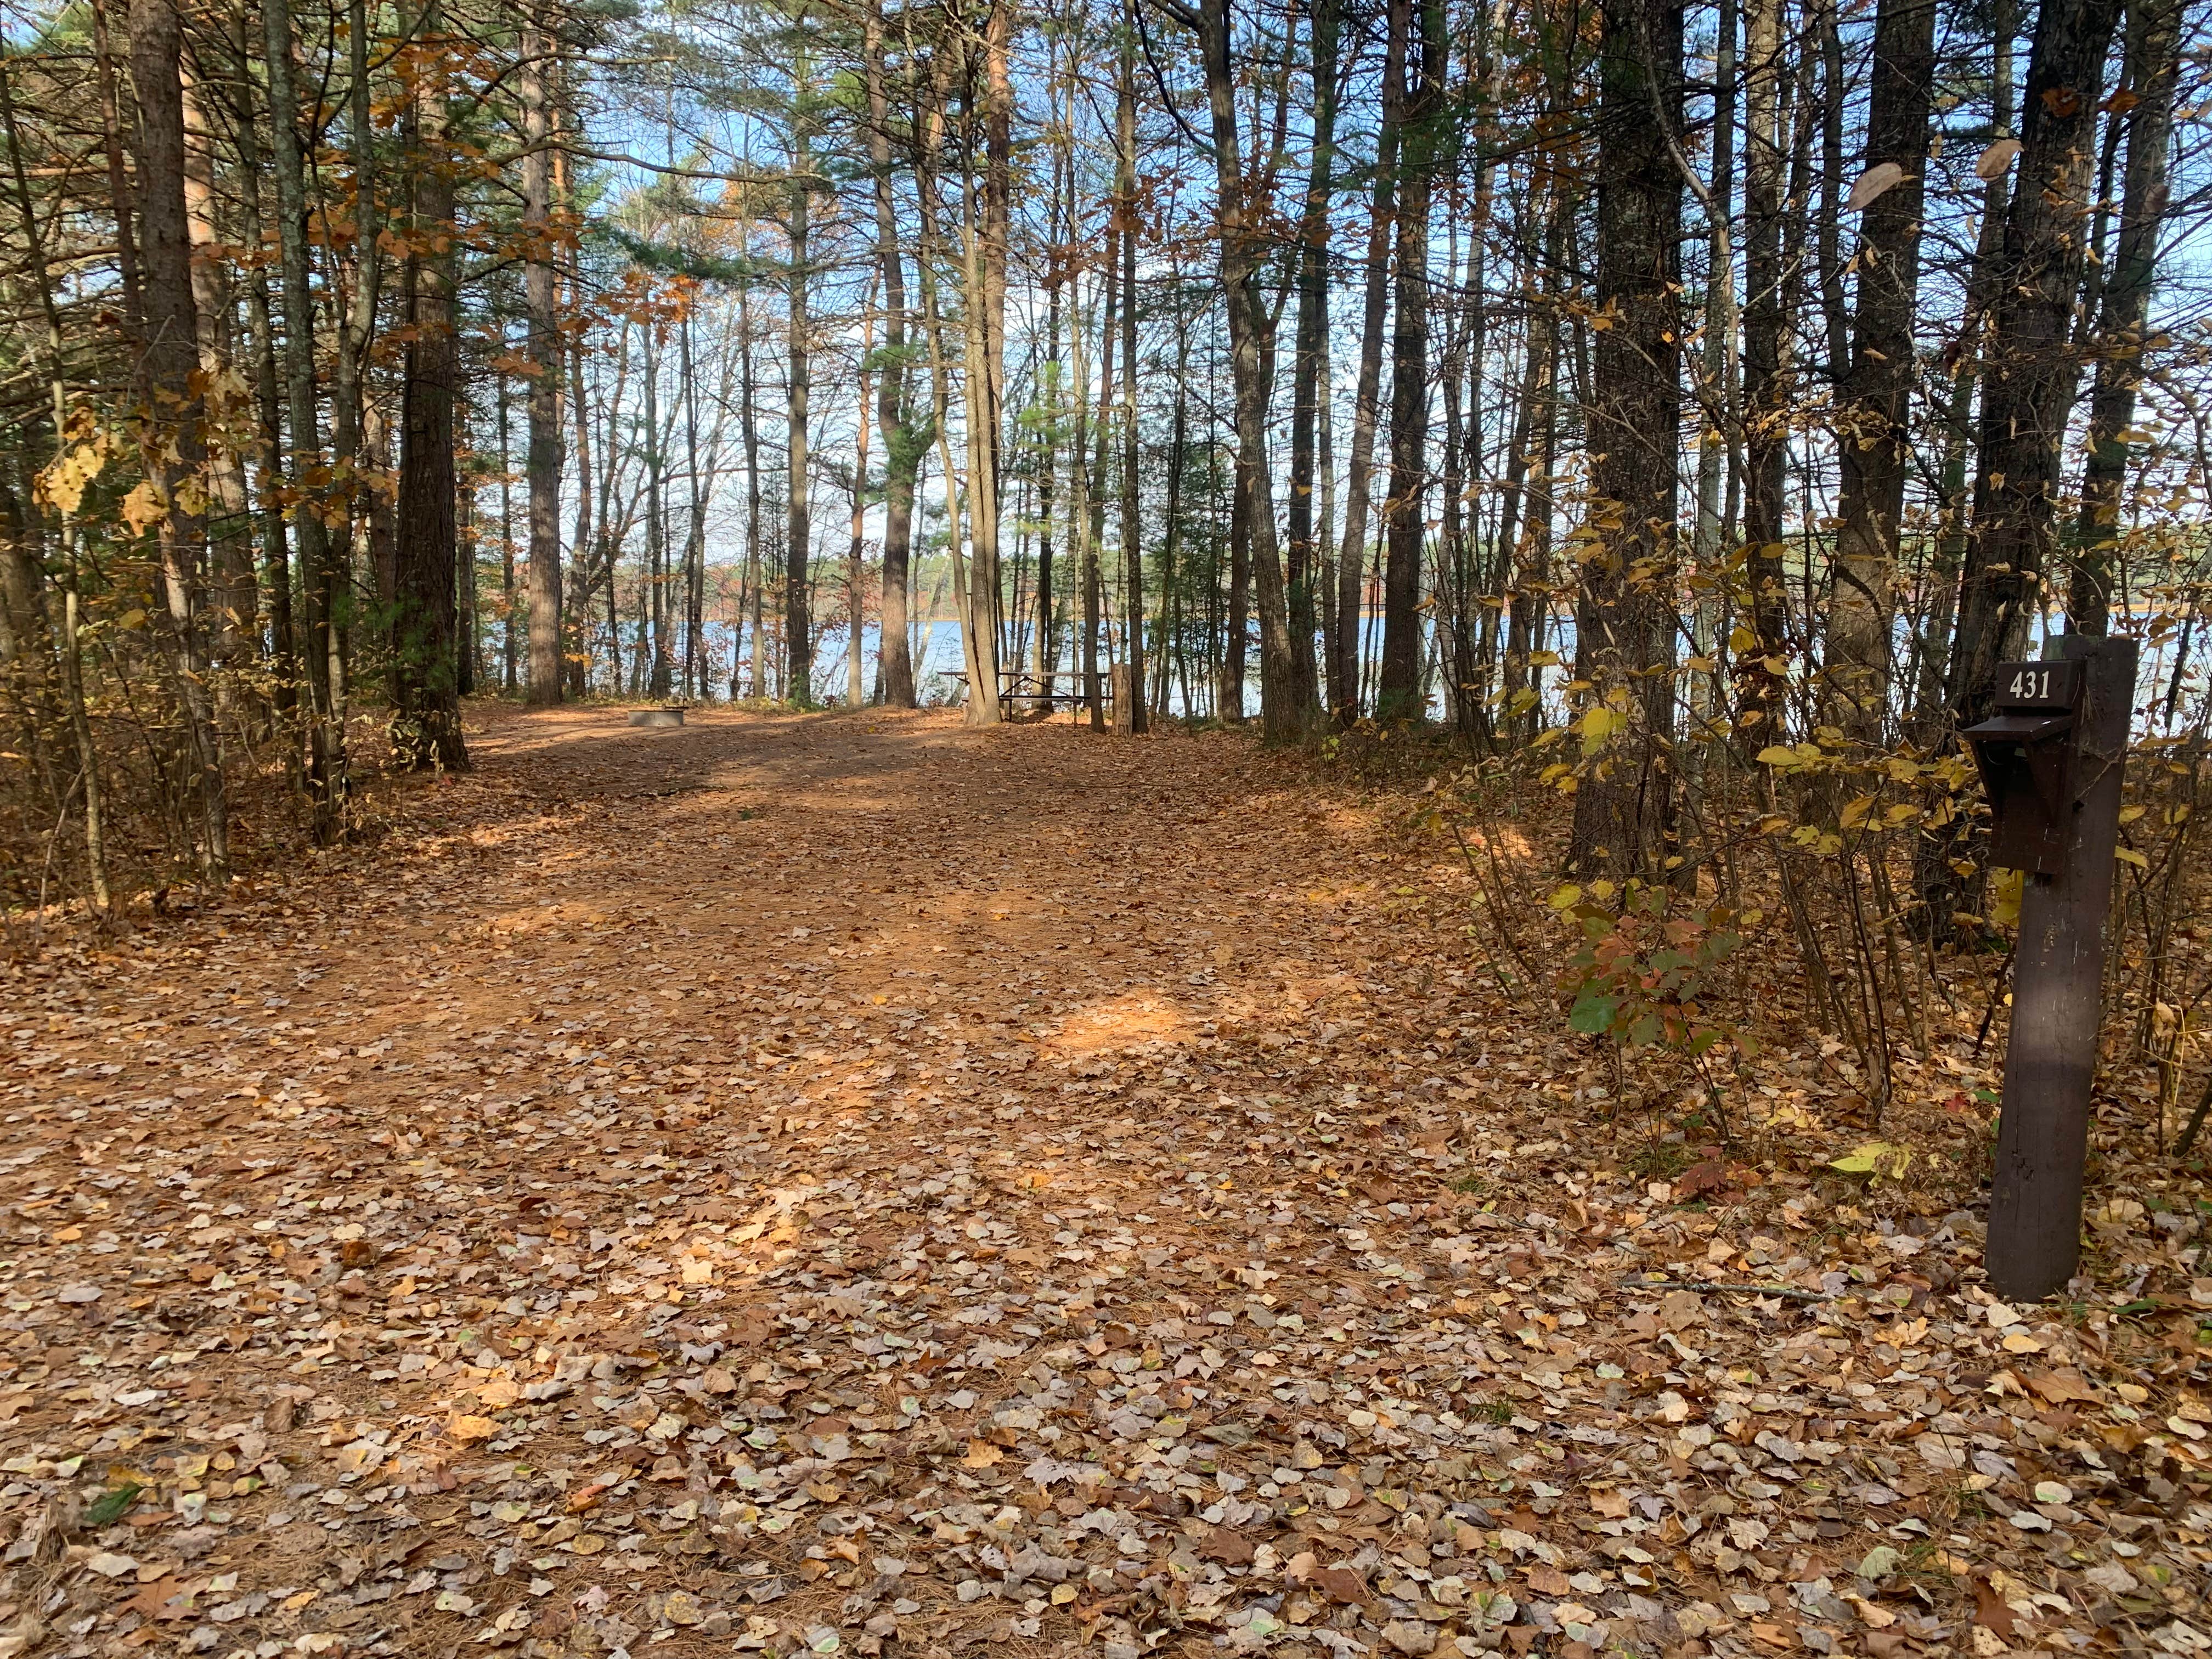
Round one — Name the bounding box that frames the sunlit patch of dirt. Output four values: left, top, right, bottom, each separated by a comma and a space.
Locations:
1042, 993, 1196, 1058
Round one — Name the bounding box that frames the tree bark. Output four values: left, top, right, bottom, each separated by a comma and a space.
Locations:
866, 1, 918, 706
522, 15, 564, 703
181, 57, 256, 705
786, 73, 815, 705
1288, 0, 1338, 726
2068, 0, 2181, 633
262, 0, 348, 821
132, 0, 229, 877
1378, 0, 1443, 721
1735, 0, 1788, 736
1190, 0, 1298, 740
1331, 1, 1402, 724
1826, 0, 1937, 740
391, 0, 469, 770
1567, 0, 1683, 879
1945, 0, 2123, 715
1117, 18, 1147, 732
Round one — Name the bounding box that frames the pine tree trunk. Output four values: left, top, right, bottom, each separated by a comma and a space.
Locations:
786, 71, 815, 705
132, 0, 229, 876
391, 1, 469, 770
1117, 25, 1147, 733
181, 64, 256, 710
522, 14, 563, 703
865, 1, 918, 707
1567, 0, 1683, 879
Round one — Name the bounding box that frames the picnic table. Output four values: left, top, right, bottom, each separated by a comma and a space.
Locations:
943, 669, 1113, 722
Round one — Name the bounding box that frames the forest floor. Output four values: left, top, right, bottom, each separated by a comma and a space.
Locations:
1, 705, 2207, 1659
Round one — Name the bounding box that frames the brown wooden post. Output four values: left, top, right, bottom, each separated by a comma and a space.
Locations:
1985, 635, 2136, 1300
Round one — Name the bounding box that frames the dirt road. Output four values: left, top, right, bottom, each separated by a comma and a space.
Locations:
0, 708, 2170, 1659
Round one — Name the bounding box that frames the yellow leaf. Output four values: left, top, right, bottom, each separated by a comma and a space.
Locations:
1756, 745, 1798, 768
36, 431, 115, 517
1830, 1141, 1912, 1181
1579, 707, 1626, 757
2115, 847, 2148, 868
1989, 867, 2024, 928
448, 1414, 499, 1442
121, 479, 167, 537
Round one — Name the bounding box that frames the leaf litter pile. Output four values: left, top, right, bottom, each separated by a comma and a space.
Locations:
1, 707, 2208, 1659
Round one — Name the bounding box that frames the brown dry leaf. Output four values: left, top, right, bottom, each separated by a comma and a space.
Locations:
1972, 1578, 2017, 1637
1659, 1289, 1704, 1330
1525, 1564, 1573, 1597
1846, 161, 1909, 210
1200, 1526, 1255, 1566
2025, 1367, 2100, 1405
1312, 1566, 1369, 1605
122, 1578, 195, 1621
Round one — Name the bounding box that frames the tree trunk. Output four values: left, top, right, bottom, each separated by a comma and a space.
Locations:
391, 0, 469, 770
181, 59, 256, 708
1195, 0, 1298, 740
227, 12, 295, 709
953, 13, 1011, 728
849, 312, 874, 709
866, 1, 918, 707
133, 0, 229, 878
1378, 0, 1442, 721
786, 106, 814, 706
1069, 268, 1102, 726
1117, 20, 1147, 733
1910, 0, 2012, 737
2069, 0, 2181, 633
1945, 0, 2122, 715
1735, 0, 1788, 736
498, 375, 516, 691
1288, 0, 1337, 726
522, 14, 563, 702
1332, 6, 1401, 724
1826, 0, 1937, 740
330, 0, 379, 710
1567, 0, 1683, 879
263, 0, 349, 817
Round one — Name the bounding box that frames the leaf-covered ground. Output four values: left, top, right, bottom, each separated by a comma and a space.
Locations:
1, 707, 2207, 1659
